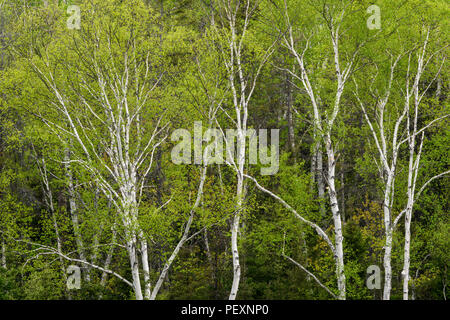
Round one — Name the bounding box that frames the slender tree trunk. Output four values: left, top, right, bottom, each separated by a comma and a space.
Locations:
435, 76, 442, 100
122, 185, 143, 300
311, 131, 325, 216
383, 173, 394, 300
326, 139, 345, 300
383, 231, 393, 300
402, 150, 415, 300
140, 236, 151, 299
310, 139, 317, 192
127, 232, 143, 300
209, 0, 215, 26
317, 144, 326, 217
229, 173, 244, 300
217, 0, 272, 300
229, 123, 247, 300
403, 135, 419, 300
403, 206, 412, 300
285, 69, 295, 153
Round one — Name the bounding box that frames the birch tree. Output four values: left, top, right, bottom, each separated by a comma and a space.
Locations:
399, 28, 449, 300
210, 0, 276, 300
354, 26, 448, 299
270, 0, 370, 299
10, 0, 234, 300
12, 0, 194, 300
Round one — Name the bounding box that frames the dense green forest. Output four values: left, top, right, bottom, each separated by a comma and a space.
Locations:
0, 0, 448, 300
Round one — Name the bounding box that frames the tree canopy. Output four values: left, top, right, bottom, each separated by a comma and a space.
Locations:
0, 0, 448, 300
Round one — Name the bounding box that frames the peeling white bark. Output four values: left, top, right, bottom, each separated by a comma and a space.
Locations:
29, 29, 168, 299
354, 27, 448, 299
214, 0, 276, 300
280, 1, 362, 299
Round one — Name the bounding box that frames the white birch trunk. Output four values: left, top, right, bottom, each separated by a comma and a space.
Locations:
229, 121, 246, 299
317, 146, 326, 217
28, 16, 169, 300
140, 237, 151, 299
126, 231, 143, 300
326, 138, 346, 299
383, 231, 393, 300
215, 0, 275, 300
280, 2, 358, 298
229, 175, 243, 300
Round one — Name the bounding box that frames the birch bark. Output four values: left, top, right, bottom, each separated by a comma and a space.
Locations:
280, 1, 361, 299
354, 27, 448, 299
213, 0, 275, 300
